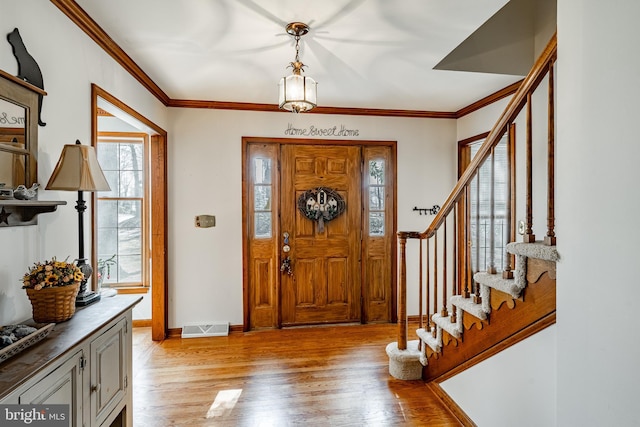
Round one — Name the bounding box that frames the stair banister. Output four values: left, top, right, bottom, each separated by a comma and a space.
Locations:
394, 32, 557, 360
418, 33, 557, 241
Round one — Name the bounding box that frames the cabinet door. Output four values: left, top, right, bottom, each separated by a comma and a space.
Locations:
19, 350, 83, 427
90, 318, 127, 427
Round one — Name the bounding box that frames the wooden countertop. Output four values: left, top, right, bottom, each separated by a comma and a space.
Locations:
0, 294, 141, 399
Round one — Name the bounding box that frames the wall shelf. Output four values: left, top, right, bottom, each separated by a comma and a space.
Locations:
0, 200, 67, 226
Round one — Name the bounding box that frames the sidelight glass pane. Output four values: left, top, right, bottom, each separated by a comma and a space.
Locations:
369, 212, 385, 236
369, 187, 385, 210
254, 185, 272, 211
255, 212, 272, 238
369, 160, 385, 185
254, 158, 272, 184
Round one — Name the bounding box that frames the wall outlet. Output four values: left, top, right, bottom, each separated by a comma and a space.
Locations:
195, 215, 216, 228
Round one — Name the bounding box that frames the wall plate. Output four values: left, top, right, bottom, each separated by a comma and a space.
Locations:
195, 215, 216, 228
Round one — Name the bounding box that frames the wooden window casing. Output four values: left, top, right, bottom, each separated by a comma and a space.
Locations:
95, 132, 150, 290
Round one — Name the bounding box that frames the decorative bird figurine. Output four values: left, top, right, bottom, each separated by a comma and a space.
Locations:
13, 183, 39, 200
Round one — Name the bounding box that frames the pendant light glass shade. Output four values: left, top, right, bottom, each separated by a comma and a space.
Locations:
278, 22, 317, 113
278, 74, 317, 113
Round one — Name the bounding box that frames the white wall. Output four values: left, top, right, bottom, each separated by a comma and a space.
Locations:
168, 109, 456, 327
0, 0, 167, 324
556, 1, 640, 425
442, 325, 557, 427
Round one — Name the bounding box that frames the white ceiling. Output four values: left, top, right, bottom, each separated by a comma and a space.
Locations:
75, 0, 526, 112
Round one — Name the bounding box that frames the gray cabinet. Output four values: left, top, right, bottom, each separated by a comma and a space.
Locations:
19, 350, 84, 427
0, 296, 140, 427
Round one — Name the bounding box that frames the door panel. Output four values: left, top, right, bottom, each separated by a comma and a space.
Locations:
281, 145, 362, 325
362, 146, 395, 322
246, 144, 279, 329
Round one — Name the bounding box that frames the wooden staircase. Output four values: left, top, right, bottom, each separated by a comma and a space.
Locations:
419, 242, 557, 381
388, 33, 558, 383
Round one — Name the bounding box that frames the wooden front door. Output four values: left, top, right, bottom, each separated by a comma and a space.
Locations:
280, 145, 362, 326
243, 138, 396, 331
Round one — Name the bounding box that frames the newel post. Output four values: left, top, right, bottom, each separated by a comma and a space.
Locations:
397, 231, 408, 350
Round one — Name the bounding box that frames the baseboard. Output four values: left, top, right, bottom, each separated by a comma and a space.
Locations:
132, 319, 152, 328
427, 382, 477, 427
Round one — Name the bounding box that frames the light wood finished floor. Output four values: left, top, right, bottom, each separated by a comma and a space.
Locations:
132, 324, 463, 426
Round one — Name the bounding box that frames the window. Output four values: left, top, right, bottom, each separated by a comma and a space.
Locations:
467, 135, 509, 272
368, 159, 385, 236
96, 134, 148, 288
253, 158, 273, 239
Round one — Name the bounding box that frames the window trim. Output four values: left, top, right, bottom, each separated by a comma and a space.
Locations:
94, 131, 150, 289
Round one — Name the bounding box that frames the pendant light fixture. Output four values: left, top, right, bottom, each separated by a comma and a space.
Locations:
278, 22, 317, 113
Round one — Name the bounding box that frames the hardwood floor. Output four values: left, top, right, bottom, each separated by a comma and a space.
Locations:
132, 324, 464, 426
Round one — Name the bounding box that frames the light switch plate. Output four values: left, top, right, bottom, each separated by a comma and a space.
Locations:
195, 215, 216, 228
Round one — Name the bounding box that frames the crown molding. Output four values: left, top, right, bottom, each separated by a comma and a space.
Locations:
455, 80, 522, 118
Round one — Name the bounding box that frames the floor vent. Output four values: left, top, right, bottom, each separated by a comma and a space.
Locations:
181, 322, 229, 338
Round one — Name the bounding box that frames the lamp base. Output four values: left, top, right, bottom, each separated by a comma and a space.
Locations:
76, 290, 101, 307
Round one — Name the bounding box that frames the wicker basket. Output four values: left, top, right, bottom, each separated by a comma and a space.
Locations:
25, 282, 80, 323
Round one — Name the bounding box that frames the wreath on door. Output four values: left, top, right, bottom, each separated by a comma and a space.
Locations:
297, 187, 346, 232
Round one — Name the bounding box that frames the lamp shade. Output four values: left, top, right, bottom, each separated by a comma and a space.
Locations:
45, 141, 111, 192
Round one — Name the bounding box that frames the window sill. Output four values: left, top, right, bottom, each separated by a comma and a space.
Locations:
104, 287, 149, 295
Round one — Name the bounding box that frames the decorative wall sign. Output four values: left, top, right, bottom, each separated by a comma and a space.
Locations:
297, 187, 346, 232
284, 123, 360, 137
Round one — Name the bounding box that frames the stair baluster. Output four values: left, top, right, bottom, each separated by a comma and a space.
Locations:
545, 62, 556, 246
441, 218, 449, 318
503, 123, 516, 279
432, 233, 438, 337
524, 92, 536, 243
487, 146, 497, 274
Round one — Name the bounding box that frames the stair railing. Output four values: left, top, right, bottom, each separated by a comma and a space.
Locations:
396, 33, 557, 351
